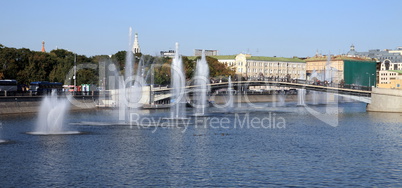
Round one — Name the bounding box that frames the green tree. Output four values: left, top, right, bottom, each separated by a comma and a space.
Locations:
77, 68, 98, 85
112, 51, 126, 71
153, 60, 171, 86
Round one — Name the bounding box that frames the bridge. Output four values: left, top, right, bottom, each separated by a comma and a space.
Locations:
151, 80, 372, 104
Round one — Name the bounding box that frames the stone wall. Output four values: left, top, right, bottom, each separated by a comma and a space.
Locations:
367, 87, 402, 112
0, 96, 98, 115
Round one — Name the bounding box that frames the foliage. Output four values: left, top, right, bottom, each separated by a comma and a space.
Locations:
0, 43, 236, 87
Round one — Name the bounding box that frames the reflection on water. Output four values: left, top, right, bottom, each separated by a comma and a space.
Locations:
0, 102, 401, 187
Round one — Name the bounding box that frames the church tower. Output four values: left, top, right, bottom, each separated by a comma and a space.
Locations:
132, 33, 141, 54
41, 41, 46, 52
347, 44, 356, 56
350, 44, 355, 52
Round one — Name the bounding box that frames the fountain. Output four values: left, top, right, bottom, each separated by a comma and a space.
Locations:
170, 43, 187, 119
277, 91, 286, 107
297, 88, 306, 106
325, 54, 332, 83
227, 76, 234, 112
0, 126, 6, 143
117, 27, 145, 122
193, 50, 210, 116
271, 89, 285, 107
28, 90, 80, 135
0, 124, 4, 143
125, 27, 135, 89
311, 91, 318, 105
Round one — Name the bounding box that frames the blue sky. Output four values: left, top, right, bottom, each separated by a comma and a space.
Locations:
1, 0, 401, 57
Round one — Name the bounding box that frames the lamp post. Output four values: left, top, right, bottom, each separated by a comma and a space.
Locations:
73, 54, 77, 94
286, 63, 289, 82
366, 72, 374, 90
277, 62, 280, 81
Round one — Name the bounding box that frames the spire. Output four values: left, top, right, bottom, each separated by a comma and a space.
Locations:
132, 33, 141, 54
41, 41, 46, 52
350, 44, 355, 51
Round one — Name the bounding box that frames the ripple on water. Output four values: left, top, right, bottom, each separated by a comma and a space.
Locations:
25, 131, 83, 135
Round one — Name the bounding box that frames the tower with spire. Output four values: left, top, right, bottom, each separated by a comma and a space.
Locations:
41, 41, 46, 52
347, 44, 356, 56
132, 33, 141, 54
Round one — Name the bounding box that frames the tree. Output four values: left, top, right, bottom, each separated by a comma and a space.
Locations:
183, 56, 195, 80
153, 62, 171, 86
190, 56, 235, 78
50, 49, 74, 59
77, 68, 98, 85
112, 51, 126, 71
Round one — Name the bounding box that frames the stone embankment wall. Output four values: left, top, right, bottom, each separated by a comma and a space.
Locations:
0, 96, 98, 115
367, 87, 402, 112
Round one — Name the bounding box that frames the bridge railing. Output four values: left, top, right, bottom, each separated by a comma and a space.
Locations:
0, 90, 111, 97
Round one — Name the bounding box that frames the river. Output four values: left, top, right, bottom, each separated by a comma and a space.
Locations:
0, 102, 401, 187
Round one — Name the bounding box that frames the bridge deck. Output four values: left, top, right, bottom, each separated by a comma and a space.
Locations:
152, 81, 371, 97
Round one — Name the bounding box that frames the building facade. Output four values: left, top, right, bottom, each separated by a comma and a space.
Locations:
347, 45, 402, 71
305, 55, 376, 87
194, 49, 218, 56
378, 70, 402, 89
132, 33, 141, 54
213, 53, 306, 80
160, 50, 175, 58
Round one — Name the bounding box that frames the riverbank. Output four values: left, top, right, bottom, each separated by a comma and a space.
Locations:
0, 96, 98, 115
0, 92, 350, 115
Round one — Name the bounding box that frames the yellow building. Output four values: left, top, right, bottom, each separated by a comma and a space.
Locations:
213, 53, 306, 80
305, 55, 372, 84
378, 70, 402, 89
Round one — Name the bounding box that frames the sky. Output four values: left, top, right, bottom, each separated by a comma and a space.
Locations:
1, 0, 401, 58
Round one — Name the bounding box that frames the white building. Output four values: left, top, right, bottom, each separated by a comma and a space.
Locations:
194, 49, 218, 56
132, 33, 141, 54
213, 53, 306, 80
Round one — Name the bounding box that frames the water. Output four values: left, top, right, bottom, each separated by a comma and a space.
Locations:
193, 50, 210, 116
1, 102, 401, 187
28, 91, 79, 135
297, 88, 306, 106
113, 27, 144, 121
310, 69, 323, 81
312, 91, 318, 105
325, 54, 332, 82
277, 92, 285, 107
227, 76, 234, 111
170, 43, 186, 119
0, 122, 3, 143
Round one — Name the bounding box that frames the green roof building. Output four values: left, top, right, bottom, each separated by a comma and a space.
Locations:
212, 53, 306, 79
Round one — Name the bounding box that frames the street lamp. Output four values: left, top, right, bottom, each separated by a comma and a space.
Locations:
366, 72, 374, 90
74, 54, 77, 93
277, 62, 280, 81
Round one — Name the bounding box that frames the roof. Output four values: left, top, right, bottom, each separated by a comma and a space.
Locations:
208, 55, 305, 63
209, 55, 237, 60
247, 56, 305, 63
389, 70, 402, 74
305, 56, 372, 62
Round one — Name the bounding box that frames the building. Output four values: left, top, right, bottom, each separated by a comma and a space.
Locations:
305, 55, 376, 87
41, 41, 45, 52
212, 53, 306, 80
378, 70, 402, 89
194, 49, 218, 56
347, 45, 402, 71
160, 50, 175, 58
132, 33, 141, 54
